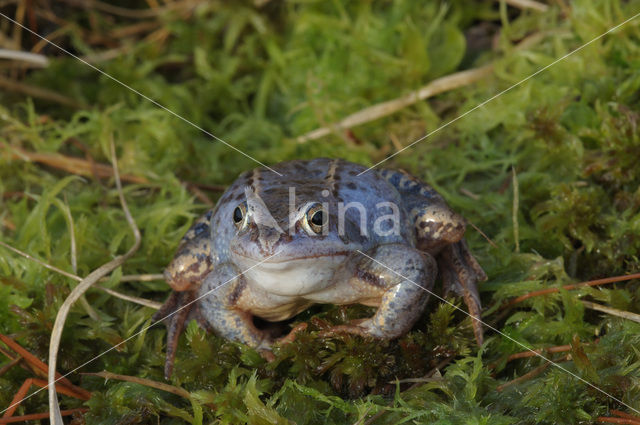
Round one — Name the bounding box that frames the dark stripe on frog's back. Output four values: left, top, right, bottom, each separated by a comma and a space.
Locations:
324, 158, 340, 198
378, 168, 443, 202
378, 168, 443, 225
179, 209, 213, 246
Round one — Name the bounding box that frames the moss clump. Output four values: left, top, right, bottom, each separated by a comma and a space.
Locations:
1, 0, 640, 423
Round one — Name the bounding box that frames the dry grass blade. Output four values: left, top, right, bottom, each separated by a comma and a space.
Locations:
4, 144, 149, 184
0, 240, 161, 309
503, 0, 549, 12
0, 48, 48, 66
581, 301, 640, 324
120, 273, 164, 282
296, 65, 494, 143
83, 371, 190, 399
47, 137, 141, 424
59, 196, 99, 321
0, 75, 85, 108
97, 286, 161, 309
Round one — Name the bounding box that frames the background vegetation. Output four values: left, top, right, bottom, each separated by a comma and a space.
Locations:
1, 0, 639, 423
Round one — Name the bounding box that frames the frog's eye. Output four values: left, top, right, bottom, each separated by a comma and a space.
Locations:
304, 203, 327, 235
233, 204, 247, 229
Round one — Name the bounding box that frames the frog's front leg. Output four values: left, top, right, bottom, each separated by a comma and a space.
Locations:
164, 210, 213, 291
326, 244, 437, 339
196, 263, 268, 348
155, 263, 268, 378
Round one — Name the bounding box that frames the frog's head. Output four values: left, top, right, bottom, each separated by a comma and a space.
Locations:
228, 184, 365, 296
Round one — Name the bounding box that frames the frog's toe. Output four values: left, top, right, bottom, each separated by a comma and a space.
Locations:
153, 290, 198, 379
275, 322, 308, 345
258, 349, 276, 362
318, 319, 373, 338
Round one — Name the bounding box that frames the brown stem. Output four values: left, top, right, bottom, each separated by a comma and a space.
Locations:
611, 411, 640, 421
596, 418, 640, 425
0, 335, 74, 389
503, 273, 640, 309
0, 409, 86, 424
496, 355, 570, 392
0, 357, 22, 377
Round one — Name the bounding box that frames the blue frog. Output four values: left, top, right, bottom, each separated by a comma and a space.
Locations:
155, 158, 486, 377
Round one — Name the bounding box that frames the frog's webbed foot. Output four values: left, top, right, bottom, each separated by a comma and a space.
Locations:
153, 290, 209, 379
438, 239, 487, 345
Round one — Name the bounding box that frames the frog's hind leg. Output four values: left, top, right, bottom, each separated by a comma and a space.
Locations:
439, 240, 487, 345
379, 168, 487, 345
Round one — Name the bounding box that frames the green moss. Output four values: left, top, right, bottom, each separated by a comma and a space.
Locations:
1, 0, 640, 423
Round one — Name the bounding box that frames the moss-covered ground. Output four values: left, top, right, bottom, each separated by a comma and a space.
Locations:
1, 1, 640, 423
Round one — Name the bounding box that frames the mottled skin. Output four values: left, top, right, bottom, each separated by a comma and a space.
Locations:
154, 158, 486, 378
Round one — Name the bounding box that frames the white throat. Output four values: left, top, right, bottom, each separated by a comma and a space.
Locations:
234, 254, 346, 296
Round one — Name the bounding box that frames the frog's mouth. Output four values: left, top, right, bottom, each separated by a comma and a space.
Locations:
233, 250, 352, 263
231, 251, 350, 296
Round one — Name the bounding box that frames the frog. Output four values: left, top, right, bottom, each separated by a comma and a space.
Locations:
154, 158, 486, 378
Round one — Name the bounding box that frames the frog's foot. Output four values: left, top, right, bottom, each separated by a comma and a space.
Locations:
438, 239, 487, 345
318, 319, 371, 338
153, 290, 208, 379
